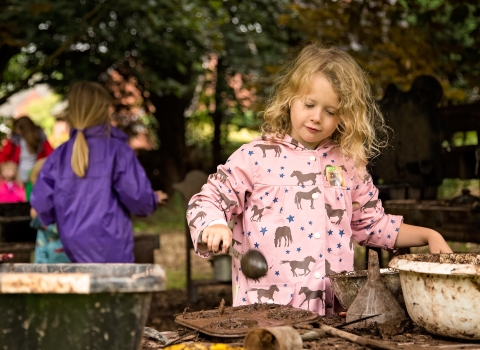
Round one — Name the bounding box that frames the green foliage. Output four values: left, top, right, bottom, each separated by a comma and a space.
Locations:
285, 0, 480, 102
437, 179, 480, 200
2, 0, 480, 177
444, 131, 478, 147
2, 54, 30, 83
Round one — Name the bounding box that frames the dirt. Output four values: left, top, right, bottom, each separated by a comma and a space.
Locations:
145, 284, 234, 332
398, 253, 480, 264
327, 268, 398, 278
175, 304, 320, 338
142, 284, 480, 349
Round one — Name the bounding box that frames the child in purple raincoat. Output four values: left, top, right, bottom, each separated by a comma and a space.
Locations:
186, 44, 452, 315
31, 81, 167, 263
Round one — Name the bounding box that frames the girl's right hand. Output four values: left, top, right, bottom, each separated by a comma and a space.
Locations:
198, 224, 232, 254
155, 190, 168, 204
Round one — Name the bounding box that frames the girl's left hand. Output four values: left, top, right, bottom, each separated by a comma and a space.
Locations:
428, 230, 453, 253
30, 207, 37, 218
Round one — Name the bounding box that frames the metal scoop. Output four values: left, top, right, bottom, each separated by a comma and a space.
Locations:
345, 250, 405, 328
198, 232, 268, 281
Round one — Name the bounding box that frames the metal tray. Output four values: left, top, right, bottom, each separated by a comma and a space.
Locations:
175, 303, 320, 338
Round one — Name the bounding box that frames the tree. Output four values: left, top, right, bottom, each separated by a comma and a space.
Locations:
283, 0, 480, 102
0, 0, 297, 186
1, 0, 479, 190
1, 0, 214, 188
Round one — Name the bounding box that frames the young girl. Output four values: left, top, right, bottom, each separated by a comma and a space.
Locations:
30, 158, 70, 263
0, 116, 53, 184
186, 44, 452, 315
31, 81, 168, 263
0, 161, 25, 203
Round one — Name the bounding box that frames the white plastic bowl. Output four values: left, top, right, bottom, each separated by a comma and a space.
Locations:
389, 253, 480, 340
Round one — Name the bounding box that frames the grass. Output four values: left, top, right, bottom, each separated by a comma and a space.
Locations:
133, 191, 186, 233
132, 191, 213, 290
135, 188, 480, 290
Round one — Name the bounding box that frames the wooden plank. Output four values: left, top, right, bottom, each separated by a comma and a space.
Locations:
384, 200, 480, 244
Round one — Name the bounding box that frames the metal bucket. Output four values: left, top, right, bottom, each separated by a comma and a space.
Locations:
211, 254, 232, 282
327, 268, 403, 310
0, 263, 166, 350
389, 253, 480, 340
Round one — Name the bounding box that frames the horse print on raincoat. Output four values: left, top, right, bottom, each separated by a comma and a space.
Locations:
187, 135, 403, 315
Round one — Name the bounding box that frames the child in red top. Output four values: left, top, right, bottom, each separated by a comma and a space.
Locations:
0, 116, 53, 183
0, 161, 25, 203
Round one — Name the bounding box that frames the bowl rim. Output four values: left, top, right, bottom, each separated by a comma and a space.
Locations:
389, 256, 480, 276
326, 267, 398, 279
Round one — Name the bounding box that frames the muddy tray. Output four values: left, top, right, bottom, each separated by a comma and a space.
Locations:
175, 303, 320, 339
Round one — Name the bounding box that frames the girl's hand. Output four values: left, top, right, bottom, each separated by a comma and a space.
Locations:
395, 223, 453, 253
30, 207, 37, 218
155, 190, 168, 204
427, 230, 453, 254
198, 224, 232, 254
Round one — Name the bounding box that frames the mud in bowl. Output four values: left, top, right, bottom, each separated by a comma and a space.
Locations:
389, 253, 480, 340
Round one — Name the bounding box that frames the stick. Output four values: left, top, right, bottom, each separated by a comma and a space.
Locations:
337, 314, 382, 329
318, 324, 398, 350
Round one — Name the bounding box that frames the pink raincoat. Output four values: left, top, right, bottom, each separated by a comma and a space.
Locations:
0, 180, 25, 203
187, 135, 402, 315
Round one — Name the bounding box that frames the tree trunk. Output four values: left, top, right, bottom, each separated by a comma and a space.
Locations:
212, 57, 227, 168
148, 92, 190, 192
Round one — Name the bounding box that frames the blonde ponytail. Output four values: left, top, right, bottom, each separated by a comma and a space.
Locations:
71, 130, 89, 178
68, 81, 112, 178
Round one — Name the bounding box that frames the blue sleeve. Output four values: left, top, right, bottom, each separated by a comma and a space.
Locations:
34, 230, 48, 263
112, 145, 157, 217
30, 156, 56, 226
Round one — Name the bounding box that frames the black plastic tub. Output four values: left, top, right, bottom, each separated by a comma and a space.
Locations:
0, 264, 166, 350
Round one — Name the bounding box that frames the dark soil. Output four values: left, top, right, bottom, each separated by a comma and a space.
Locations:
143, 284, 480, 349
145, 284, 233, 332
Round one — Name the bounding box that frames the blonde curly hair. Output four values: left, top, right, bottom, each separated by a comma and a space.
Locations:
261, 43, 389, 169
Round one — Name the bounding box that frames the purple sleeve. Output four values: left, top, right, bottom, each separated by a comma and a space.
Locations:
30, 156, 56, 226
113, 146, 157, 217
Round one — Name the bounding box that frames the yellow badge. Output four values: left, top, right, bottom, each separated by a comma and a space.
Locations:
325, 165, 345, 186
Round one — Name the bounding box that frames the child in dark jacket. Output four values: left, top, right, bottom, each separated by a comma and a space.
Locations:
31, 81, 167, 263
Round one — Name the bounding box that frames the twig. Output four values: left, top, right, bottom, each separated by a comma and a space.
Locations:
318, 323, 398, 350
156, 330, 198, 349
218, 298, 226, 316
337, 314, 382, 329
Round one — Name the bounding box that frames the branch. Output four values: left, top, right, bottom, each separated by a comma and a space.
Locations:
0, 1, 115, 106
